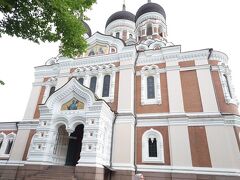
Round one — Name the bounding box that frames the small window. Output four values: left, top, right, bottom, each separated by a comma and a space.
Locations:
142, 129, 164, 163
0, 139, 3, 149
147, 24, 153, 36
149, 138, 157, 157
129, 34, 133, 38
78, 78, 84, 85
90, 76, 97, 93
116, 32, 120, 38
147, 76, 155, 99
102, 75, 111, 97
223, 74, 232, 98
5, 140, 13, 154
88, 49, 95, 56
49, 86, 55, 96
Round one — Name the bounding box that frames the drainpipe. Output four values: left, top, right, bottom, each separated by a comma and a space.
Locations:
109, 112, 117, 180
133, 48, 140, 175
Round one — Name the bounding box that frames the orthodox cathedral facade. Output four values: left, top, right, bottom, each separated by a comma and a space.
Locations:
0, 1, 240, 180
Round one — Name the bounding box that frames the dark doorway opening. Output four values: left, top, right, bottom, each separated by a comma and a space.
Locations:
65, 124, 84, 166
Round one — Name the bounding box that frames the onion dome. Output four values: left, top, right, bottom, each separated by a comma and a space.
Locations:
135, 1, 166, 21
105, 5, 135, 28
82, 21, 92, 37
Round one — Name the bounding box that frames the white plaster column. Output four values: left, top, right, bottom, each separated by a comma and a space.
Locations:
109, 71, 116, 102
166, 61, 184, 113
56, 68, 70, 90
195, 59, 219, 113
117, 60, 134, 114
206, 125, 240, 169
42, 85, 50, 103
9, 129, 30, 162
84, 74, 90, 88
168, 125, 192, 166
23, 77, 43, 121
112, 115, 135, 171
96, 72, 104, 98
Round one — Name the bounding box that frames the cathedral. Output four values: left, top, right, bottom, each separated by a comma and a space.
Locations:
0, 1, 240, 180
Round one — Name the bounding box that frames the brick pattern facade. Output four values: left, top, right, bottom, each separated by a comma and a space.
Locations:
188, 126, 212, 167
180, 70, 203, 112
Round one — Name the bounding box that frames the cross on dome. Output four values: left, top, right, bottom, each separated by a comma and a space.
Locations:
122, 0, 126, 11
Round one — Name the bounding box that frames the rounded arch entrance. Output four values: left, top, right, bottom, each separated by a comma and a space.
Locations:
53, 122, 84, 166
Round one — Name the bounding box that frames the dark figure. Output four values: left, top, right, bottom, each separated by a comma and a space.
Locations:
67, 100, 79, 110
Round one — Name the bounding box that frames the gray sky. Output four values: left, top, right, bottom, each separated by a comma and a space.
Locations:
0, 0, 239, 122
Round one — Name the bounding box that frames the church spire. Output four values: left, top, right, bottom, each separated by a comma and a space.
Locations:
122, 0, 126, 11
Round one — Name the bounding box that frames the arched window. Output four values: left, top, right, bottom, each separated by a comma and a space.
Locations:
49, 86, 55, 96
78, 78, 84, 85
147, 76, 155, 99
0, 133, 4, 150
4, 133, 16, 155
147, 24, 153, 36
223, 74, 232, 99
5, 140, 13, 154
90, 76, 97, 93
102, 75, 111, 97
116, 32, 120, 38
142, 129, 164, 163
148, 138, 157, 157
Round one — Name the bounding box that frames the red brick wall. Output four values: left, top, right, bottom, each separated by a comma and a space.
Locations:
33, 86, 45, 119
107, 72, 119, 112
188, 126, 212, 167
180, 70, 203, 112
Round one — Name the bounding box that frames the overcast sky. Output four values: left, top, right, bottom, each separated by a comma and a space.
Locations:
0, 0, 239, 122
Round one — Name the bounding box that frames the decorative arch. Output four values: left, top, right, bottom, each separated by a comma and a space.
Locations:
142, 128, 164, 163
45, 78, 96, 112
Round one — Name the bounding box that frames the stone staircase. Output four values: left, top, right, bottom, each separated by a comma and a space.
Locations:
24, 166, 77, 180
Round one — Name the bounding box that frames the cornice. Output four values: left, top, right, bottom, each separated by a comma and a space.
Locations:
137, 48, 228, 66
0, 122, 18, 131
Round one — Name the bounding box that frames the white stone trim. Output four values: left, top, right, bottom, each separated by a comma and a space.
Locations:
137, 165, 240, 177
142, 128, 164, 163
111, 163, 135, 171
136, 114, 240, 126
218, 65, 238, 105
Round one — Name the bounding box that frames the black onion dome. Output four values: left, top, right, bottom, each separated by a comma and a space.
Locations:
82, 21, 92, 37
135, 2, 166, 21
105, 10, 135, 28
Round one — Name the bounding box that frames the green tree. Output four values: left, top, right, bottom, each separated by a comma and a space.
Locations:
0, 80, 4, 85
0, 0, 96, 57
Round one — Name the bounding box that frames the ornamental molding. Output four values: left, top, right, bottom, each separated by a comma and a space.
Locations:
136, 12, 166, 27
136, 165, 240, 177
44, 78, 96, 110
0, 123, 17, 131
87, 32, 125, 51
137, 114, 240, 126
105, 19, 135, 34
137, 48, 228, 66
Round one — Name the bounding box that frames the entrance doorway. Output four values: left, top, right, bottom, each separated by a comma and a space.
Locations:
65, 124, 84, 166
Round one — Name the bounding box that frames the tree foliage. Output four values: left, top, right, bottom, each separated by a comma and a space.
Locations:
0, 0, 96, 57
0, 80, 4, 85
